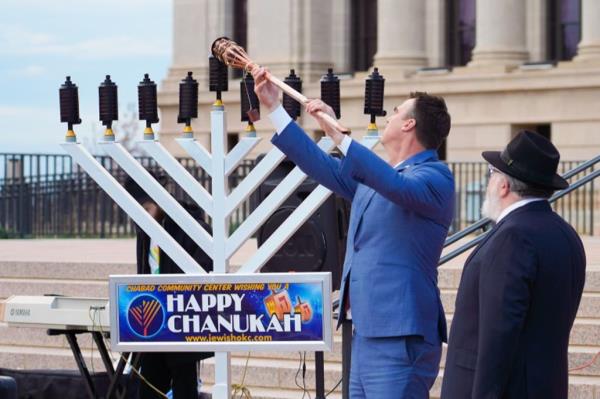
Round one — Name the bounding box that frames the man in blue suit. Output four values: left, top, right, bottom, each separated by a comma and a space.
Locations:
253, 67, 455, 398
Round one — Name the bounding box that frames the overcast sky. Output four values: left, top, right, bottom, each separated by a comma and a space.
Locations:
0, 0, 172, 153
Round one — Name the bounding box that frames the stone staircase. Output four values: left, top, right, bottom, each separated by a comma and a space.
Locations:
0, 238, 598, 398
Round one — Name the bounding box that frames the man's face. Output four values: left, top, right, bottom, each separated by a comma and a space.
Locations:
382, 98, 416, 145
481, 166, 506, 221
142, 201, 162, 220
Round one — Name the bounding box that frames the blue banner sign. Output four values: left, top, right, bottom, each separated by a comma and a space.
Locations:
109, 273, 332, 352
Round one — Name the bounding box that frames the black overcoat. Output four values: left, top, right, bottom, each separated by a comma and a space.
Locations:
441, 201, 586, 399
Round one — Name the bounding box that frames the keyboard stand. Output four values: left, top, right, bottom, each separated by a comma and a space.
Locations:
47, 329, 140, 399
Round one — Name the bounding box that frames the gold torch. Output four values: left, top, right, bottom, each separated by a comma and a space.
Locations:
211, 37, 350, 134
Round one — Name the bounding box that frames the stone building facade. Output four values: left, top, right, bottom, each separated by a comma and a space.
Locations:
158, 0, 600, 162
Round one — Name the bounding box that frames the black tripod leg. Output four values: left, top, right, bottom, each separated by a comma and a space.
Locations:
65, 332, 97, 399
92, 332, 115, 376
106, 352, 127, 399
117, 353, 142, 399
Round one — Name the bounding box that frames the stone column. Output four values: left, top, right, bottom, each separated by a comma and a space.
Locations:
373, 0, 427, 74
167, 0, 234, 88
331, 0, 352, 73
574, 0, 600, 62
469, 0, 528, 67
247, 0, 335, 81
158, 0, 234, 156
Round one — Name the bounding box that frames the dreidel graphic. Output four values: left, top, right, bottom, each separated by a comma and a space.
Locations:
294, 296, 313, 323
264, 289, 292, 321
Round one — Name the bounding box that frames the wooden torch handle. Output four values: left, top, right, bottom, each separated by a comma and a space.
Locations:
267, 74, 350, 134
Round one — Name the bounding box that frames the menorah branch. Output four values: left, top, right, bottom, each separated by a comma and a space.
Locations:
226, 138, 336, 259
102, 142, 214, 259
140, 140, 213, 216
61, 143, 206, 274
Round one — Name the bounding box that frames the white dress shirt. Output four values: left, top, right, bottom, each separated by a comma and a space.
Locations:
496, 198, 546, 223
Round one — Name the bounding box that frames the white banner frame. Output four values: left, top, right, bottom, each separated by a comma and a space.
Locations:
109, 272, 333, 353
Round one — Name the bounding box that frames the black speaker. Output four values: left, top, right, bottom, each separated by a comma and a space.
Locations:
253, 157, 350, 289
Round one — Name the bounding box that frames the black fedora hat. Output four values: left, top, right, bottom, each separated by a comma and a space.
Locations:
482, 130, 568, 190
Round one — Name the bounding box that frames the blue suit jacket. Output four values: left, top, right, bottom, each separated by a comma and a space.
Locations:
272, 122, 455, 344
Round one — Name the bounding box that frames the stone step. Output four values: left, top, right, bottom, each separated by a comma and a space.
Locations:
564, 375, 600, 399
441, 290, 600, 319
201, 385, 342, 399
567, 346, 600, 377
199, 375, 600, 399
1, 323, 597, 377
230, 337, 344, 364
242, 345, 600, 377
439, 264, 600, 292
0, 344, 107, 371
3, 272, 598, 321
0, 262, 597, 300
427, 374, 600, 399
0, 323, 104, 352
0, 343, 597, 398
199, 353, 342, 393
570, 318, 600, 347
0, 261, 135, 281
0, 314, 597, 356
0, 322, 346, 363
0, 278, 109, 299
444, 316, 600, 347
198, 356, 600, 398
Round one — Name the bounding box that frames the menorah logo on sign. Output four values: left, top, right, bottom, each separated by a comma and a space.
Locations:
127, 295, 165, 338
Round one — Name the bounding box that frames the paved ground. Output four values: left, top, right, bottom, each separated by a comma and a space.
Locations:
0, 238, 258, 268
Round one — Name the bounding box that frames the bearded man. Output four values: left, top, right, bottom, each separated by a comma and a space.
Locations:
441, 130, 586, 399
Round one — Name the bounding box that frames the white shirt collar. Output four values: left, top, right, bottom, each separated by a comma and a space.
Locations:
496, 198, 546, 223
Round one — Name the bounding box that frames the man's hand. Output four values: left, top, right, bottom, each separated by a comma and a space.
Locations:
252, 66, 281, 113
305, 99, 346, 145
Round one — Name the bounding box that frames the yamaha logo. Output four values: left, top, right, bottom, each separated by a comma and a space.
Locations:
126, 295, 165, 338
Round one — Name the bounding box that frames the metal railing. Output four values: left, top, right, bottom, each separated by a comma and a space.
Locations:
0, 153, 254, 238
447, 160, 596, 235
441, 155, 600, 265
0, 153, 597, 238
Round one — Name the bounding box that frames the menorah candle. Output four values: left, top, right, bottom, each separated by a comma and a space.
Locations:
321, 69, 341, 119
283, 69, 302, 120
363, 67, 386, 135
59, 76, 82, 142
138, 73, 159, 140
178, 72, 198, 138
98, 75, 118, 141
209, 55, 228, 108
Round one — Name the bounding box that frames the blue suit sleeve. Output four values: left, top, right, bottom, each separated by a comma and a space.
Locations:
271, 121, 358, 201
473, 229, 536, 398
342, 140, 454, 219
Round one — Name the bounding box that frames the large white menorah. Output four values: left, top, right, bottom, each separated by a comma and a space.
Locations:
61, 102, 379, 398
